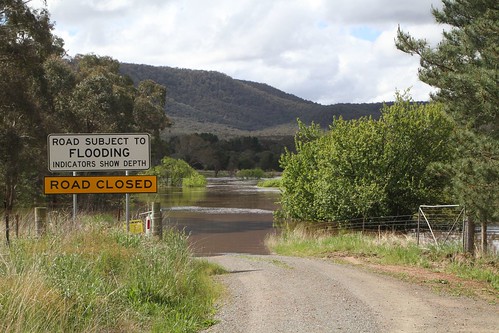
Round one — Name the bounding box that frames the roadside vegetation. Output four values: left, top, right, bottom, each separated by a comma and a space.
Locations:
266, 226, 499, 294
0, 215, 224, 333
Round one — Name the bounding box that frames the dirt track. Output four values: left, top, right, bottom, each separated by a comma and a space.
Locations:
202, 254, 498, 333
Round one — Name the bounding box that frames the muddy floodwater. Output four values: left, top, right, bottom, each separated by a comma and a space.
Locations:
147, 178, 280, 256
140, 178, 499, 256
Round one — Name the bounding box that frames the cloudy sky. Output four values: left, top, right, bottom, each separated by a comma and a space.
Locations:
34, 0, 446, 105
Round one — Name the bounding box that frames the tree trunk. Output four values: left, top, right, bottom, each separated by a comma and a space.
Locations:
481, 222, 488, 254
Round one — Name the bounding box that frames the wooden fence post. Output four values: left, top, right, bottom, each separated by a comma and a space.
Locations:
15, 214, 19, 238
5, 213, 9, 246
151, 202, 162, 239
463, 218, 475, 255
35, 207, 47, 237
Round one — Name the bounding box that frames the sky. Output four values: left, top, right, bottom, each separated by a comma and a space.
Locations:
33, 0, 446, 105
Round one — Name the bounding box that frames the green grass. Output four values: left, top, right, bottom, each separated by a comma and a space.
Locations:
0, 216, 224, 333
266, 224, 499, 291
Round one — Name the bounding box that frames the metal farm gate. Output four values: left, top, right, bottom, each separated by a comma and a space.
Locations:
417, 205, 466, 249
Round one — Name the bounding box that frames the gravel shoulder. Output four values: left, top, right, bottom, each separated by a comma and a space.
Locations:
202, 254, 498, 333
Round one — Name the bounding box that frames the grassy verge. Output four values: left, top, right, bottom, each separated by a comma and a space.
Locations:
266, 225, 498, 294
0, 215, 224, 333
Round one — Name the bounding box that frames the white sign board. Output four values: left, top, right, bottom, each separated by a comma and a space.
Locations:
48, 133, 151, 172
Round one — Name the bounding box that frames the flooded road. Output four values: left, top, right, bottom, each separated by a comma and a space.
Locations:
150, 178, 280, 256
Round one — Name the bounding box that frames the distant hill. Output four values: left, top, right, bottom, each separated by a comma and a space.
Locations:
120, 63, 384, 136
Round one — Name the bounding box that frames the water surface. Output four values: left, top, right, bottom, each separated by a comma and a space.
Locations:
156, 178, 280, 255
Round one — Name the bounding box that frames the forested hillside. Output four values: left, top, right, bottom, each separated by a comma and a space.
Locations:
120, 63, 384, 135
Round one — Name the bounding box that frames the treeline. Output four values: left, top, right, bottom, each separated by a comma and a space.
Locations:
0, 1, 169, 211
165, 134, 294, 173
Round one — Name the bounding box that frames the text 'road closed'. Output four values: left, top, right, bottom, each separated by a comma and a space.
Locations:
44, 175, 157, 194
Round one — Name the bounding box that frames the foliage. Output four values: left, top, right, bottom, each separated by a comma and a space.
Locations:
182, 172, 208, 188
278, 94, 456, 222
396, 0, 498, 251
0, 0, 64, 211
0, 2, 170, 210
167, 133, 293, 172
0, 217, 223, 332
396, 0, 497, 136
257, 178, 282, 188
144, 156, 206, 187
236, 168, 266, 179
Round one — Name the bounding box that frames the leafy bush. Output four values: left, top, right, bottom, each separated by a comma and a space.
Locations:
143, 156, 207, 187
278, 94, 456, 222
183, 172, 208, 188
236, 168, 266, 179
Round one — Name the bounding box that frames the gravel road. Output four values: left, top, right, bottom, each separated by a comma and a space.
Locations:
202, 254, 499, 333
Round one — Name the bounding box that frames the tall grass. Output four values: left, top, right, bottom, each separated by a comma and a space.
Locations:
0, 216, 223, 333
266, 224, 498, 290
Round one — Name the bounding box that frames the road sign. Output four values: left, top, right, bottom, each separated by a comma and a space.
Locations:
48, 133, 150, 172
44, 175, 157, 194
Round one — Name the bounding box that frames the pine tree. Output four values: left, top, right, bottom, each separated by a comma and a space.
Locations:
396, 0, 498, 253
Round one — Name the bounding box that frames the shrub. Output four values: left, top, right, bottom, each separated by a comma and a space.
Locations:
144, 156, 206, 188
236, 168, 266, 179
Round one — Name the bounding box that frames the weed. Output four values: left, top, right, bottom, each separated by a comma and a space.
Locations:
0, 215, 222, 333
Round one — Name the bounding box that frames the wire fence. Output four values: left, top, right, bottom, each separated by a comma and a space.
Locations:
2, 206, 497, 254
286, 215, 417, 233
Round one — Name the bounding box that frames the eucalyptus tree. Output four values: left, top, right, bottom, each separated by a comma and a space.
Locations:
134, 79, 170, 163
396, 0, 498, 252
69, 55, 135, 133
1, 2, 170, 210
0, 0, 64, 211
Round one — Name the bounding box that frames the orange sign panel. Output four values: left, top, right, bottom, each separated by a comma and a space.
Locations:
44, 175, 157, 194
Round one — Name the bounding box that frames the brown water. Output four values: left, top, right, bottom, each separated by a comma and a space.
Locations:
141, 179, 499, 256
150, 178, 280, 256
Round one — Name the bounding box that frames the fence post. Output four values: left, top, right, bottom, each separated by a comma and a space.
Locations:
35, 207, 47, 237
463, 218, 475, 254
151, 202, 162, 239
15, 214, 19, 238
5, 213, 9, 246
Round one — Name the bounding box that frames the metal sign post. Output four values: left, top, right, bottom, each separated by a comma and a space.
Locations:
73, 171, 77, 224
126, 170, 130, 232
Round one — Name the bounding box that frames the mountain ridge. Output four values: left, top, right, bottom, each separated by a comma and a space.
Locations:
119, 63, 384, 136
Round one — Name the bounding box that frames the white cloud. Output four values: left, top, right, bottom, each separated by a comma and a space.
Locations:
36, 0, 445, 104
